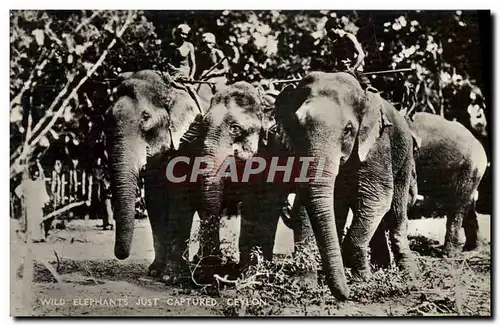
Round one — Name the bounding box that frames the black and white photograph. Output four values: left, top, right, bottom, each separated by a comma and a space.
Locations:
8, 9, 492, 317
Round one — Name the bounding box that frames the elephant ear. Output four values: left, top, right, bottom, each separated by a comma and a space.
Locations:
178, 114, 206, 152
357, 93, 393, 162
272, 84, 311, 153
259, 113, 275, 147
251, 86, 277, 148
262, 122, 294, 155
274, 84, 310, 118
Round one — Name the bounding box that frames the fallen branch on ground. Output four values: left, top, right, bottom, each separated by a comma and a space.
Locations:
53, 250, 61, 273
40, 259, 65, 284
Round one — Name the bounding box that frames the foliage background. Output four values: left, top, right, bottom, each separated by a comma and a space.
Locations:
9, 10, 492, 209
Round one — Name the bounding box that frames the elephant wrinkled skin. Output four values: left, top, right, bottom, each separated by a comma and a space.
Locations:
274, 72, 417, 300
175, 81, 285, 270
105, 70, 204, 279
408, 112, 487, 256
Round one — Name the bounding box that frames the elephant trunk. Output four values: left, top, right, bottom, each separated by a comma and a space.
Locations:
109, 137, 140, 260
305, 156, 349, 300
197, 150, 225, 256
199, 172, 223, 218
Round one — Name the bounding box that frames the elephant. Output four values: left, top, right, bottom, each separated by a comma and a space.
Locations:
405, 112, 487, 256
105, 69, 206, 278
168, 81, 286, 273
370, 112, 488, 268
273, 71, 417, 300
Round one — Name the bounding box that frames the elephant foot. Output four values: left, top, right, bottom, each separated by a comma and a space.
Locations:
147, 260, 166, 278
162, 261, 190, 285
442, 243, 462, 258
350, 267, 371, 283
342, 241, 371, 280
161, 273, 178, 284
191, 263, 226, 286
162, 271, 183, 284
396, 254, 419, 280
97, 224, 114, 231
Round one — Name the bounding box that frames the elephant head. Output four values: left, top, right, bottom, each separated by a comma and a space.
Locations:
183, 82, 272, 254
274, 72, 392, 300
105, 70, 200, 260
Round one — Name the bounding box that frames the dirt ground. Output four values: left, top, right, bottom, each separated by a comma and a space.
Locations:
10, 212, 491, 317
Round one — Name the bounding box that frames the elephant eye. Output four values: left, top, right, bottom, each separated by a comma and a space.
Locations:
229, 124, 244, 136
343, 122, 355, 137
142, 111, 151, 121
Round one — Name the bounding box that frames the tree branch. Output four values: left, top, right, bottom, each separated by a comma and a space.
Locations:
26, 74, 76, 146
75, 10, 101, 32
44, 21, 63, 46
10, 10, 101, 110
10, 11, 137, 179
40, 259, 66, 284
10, 74, 76, 172
10, 49, 53, 108
28, 11, 136, 149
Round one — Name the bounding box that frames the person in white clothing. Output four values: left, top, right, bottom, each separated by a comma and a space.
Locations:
15, 161, 50, 242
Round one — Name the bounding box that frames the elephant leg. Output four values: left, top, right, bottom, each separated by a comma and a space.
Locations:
196, 215, 222, 263
239, 208, 280, 265
163, 187, 197, 282
144, 182, 169, 278
290, 190, 320, 288
386, 207, 416, 273
292, 191, 316, 252
335, 165, 357, 243
369, 217, 393, 269
443, 207, 467, 257
239, 184, 286, 267
343, 198, 391, 280
463, 200, 480, 251
385, 162, 417, 274
342, 165, 393, 281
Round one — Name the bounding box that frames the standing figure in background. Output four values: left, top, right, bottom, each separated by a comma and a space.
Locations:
163, 24, 196, 81
196, 32, 229, 96
102, 178, 114, 230
321, 18, 378, 92
15, 161, 50, 242
91, 158, 114, 231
